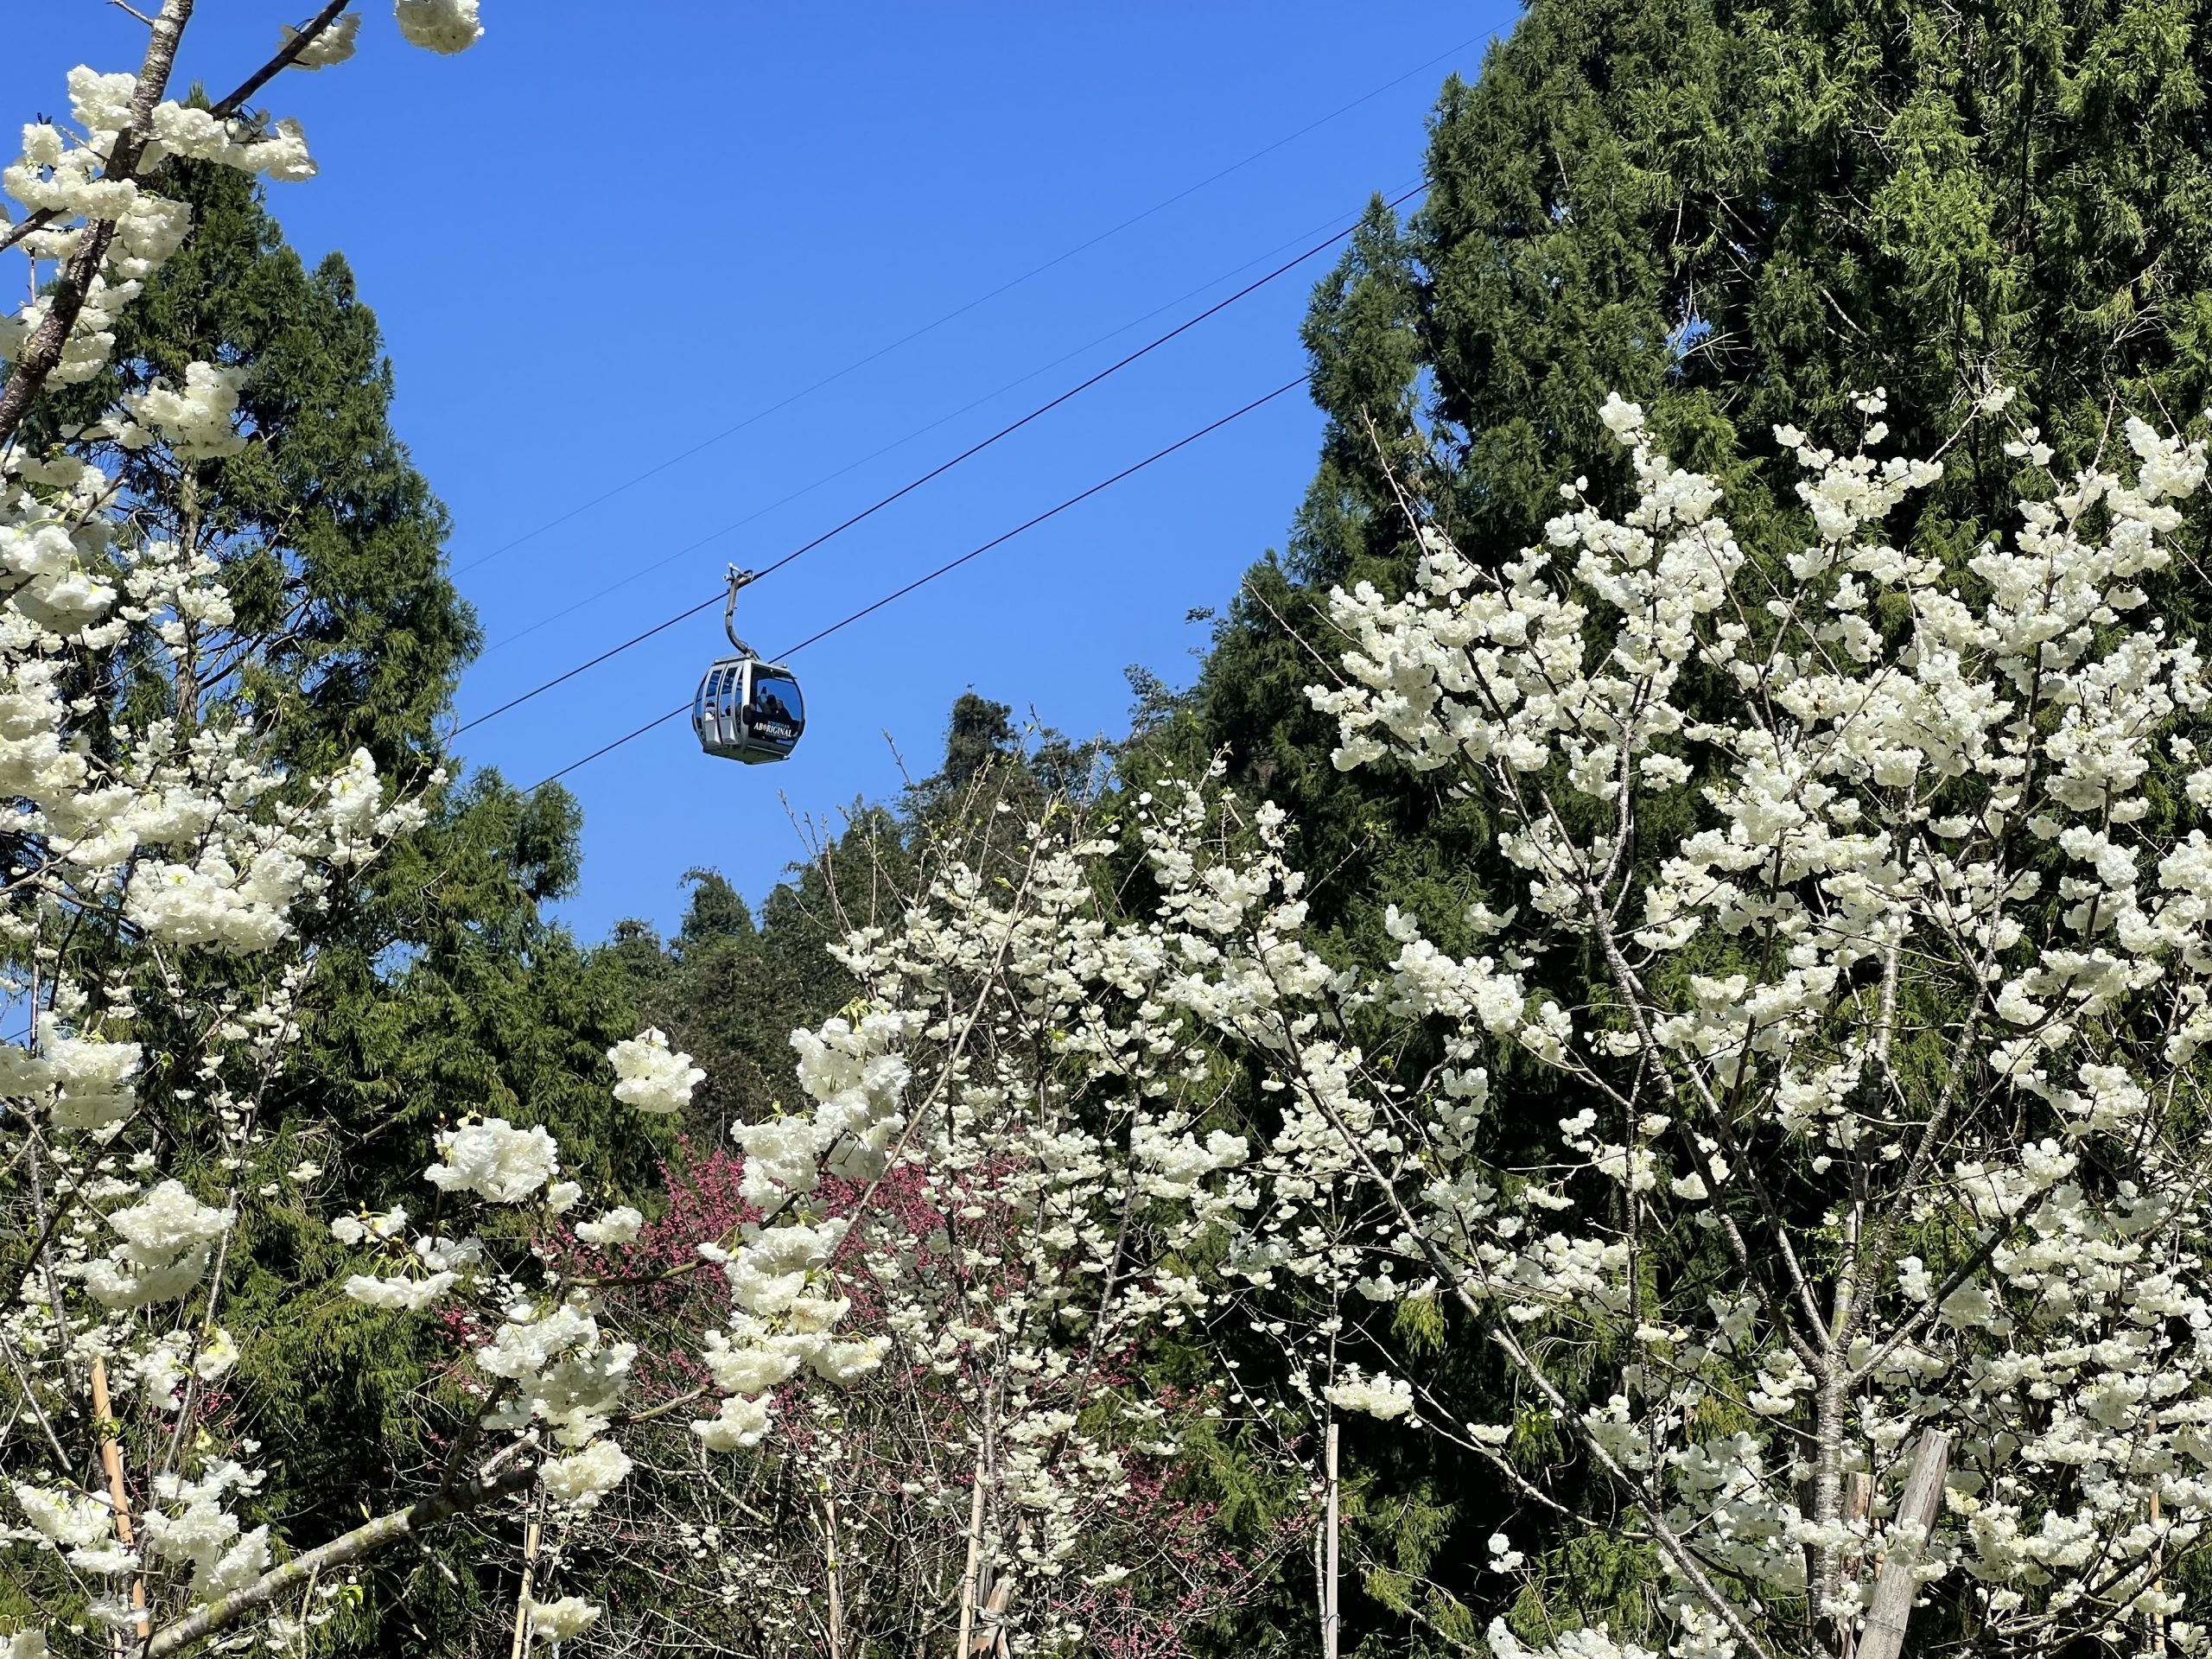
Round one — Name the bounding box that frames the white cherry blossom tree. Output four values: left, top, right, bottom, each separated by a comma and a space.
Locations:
1221, 390, 2212, 1659
0, 11, 679, 1659
628, 791, 1296, 1657
702, 387, 2212, 1659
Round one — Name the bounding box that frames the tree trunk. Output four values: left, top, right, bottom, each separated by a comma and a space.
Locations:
1811, 1362, 1848, 1643
1836, 1471, 1871, 1659
2150, 1466, 2167, 1659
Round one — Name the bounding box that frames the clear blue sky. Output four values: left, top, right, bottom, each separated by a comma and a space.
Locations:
5, 3, 1516, 940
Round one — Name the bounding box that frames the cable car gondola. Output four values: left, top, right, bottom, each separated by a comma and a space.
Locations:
694, 567, 804, 764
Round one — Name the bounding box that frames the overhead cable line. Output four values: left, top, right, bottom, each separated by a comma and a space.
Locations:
453, 182, 1420, 741
481, 177, 1421, 658
723, 187, 1418, 591
454, 594, 723, 737
453, 32, 1484, 575
524, 372, 1313, 789
772, 372, 1310, 658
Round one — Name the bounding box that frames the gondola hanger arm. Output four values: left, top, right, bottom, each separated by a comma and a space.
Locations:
723, 564, 760, 656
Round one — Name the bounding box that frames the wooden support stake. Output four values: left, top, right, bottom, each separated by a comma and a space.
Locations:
955, 1454, 987, 1659
1324, 1420, 1341, 1659
821, 1490, 846, 1659
507, 1513, 542, 1659
1856, 1431, 1950, 1659
2151, 1476, 2168, 1659
90, 1357, 148, 1651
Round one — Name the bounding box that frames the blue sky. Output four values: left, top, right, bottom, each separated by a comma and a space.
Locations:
5, 3, 1516, 940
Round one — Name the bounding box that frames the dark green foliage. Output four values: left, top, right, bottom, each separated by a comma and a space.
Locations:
151, 159, 469, 764
677, 867, 755, 949
944, 689, 1020, 789
49, 149, 478, 776
907, 690, 1111, 820
300, 772, 667, 1204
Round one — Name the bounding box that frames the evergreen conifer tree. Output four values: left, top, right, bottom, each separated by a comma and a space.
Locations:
50, 150, 476, 774
1185, 0, 2212, 948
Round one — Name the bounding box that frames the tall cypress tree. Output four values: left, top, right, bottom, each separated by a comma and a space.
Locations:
70, 150, 477, 774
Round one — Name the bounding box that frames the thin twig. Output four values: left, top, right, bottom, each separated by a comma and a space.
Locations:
145, 1466, 537, 1658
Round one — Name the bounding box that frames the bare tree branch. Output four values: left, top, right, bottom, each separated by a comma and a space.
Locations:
144, 1466, 537, 1659
0, 209, 60, 257
210, 2, 353, 119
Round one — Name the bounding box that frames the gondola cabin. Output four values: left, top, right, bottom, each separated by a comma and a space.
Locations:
695, 653, 804, 764
695, 567, 804, 765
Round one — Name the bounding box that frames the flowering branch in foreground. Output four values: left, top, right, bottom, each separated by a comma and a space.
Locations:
1256, 390, 2212, 1658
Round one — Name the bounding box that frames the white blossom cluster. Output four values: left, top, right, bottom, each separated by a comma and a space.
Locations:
321, 1099, 653, 1638
3, 6, 483, 400
3, 83, 295, 391
606, 1025, 703, 1114
283, 13, 364, 69
1272, 393, 2212, 1656
394, 0, 485, 54
1322, 1368, 1414, 1421
116, 361, 249, 461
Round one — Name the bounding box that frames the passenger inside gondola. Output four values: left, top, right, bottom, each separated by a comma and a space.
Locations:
751, 674, 802, 732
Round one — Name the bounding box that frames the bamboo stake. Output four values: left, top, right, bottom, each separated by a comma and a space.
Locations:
507, 1511, 543, 1659
90, 1357, 148, 1651
2151, 1477, 2168, 1659
821, 1488, 846, 1659
955, 1453, 987, 1658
